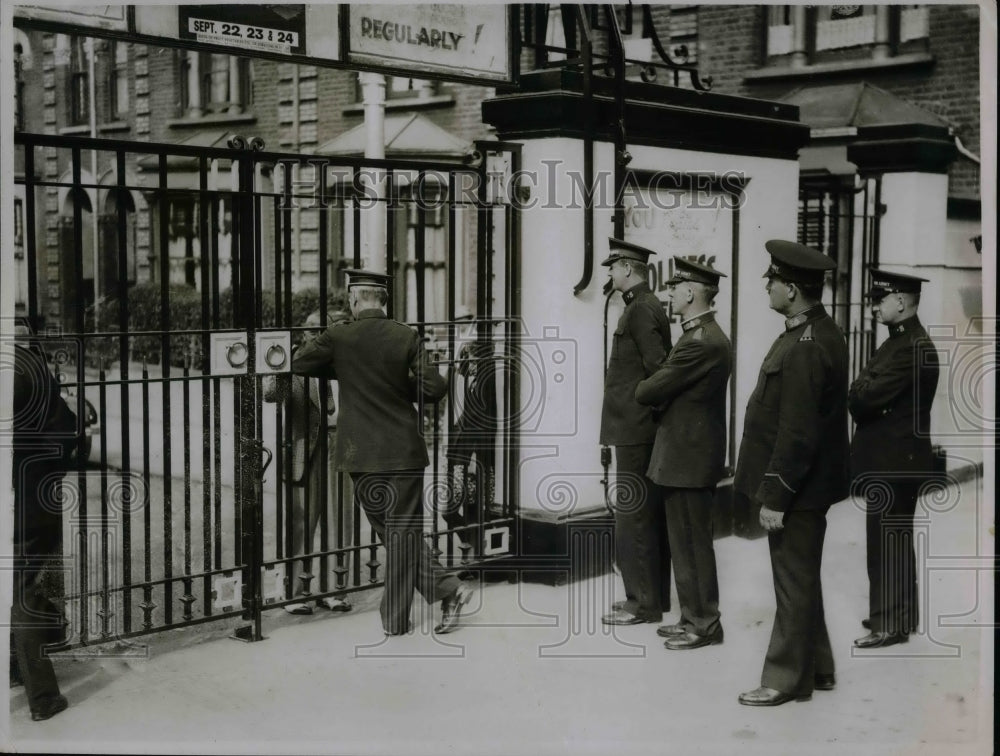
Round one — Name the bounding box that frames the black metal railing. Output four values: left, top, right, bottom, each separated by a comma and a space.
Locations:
14, 131, 521, 646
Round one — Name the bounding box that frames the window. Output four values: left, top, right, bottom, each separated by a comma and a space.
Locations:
764, 5, 928, 67
815, 6, 876, 51
108, 41, 129, 119
179, 51, 252, 117
69, 37, 89, 125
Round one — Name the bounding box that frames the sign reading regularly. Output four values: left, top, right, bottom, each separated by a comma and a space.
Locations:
346, 4, 510, 82
178, 5, 306, 56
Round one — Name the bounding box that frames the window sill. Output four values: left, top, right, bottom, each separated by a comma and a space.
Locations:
745, 52, 934, 82
341, 94, 454, 116
100, 120, 131, 133
168, 112, 258, 129
59, 124, 93, 135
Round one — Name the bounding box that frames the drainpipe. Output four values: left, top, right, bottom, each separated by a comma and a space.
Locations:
359, 72, 386, 273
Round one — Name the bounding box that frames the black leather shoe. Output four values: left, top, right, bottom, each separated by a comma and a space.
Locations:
656, 623, 689, 638
854, 631, 909, 648
814, 673, 836, 691
31, 694, 68, 722
601, 609, 651, 626
384, 622, 413, 637
861, 618, 871, 630
663, 628, 724, 650
434, 582, 474, 634
738, 687, 811, 707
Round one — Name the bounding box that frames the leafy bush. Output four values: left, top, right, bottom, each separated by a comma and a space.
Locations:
86, 283, 339, 368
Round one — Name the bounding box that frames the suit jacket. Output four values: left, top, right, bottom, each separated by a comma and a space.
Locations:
291, 309, 448, 472
600, 282, 673, 447
849, 315, 939, 477
263, 372, 337, 483
635, 312, 731, 489
734, 304, 849, 512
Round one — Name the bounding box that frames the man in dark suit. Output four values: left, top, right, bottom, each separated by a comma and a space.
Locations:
850, 269, 939, 649
599, 238, 674, 626
11, 325, 77, 721
291, 271, 473, 636
735, 240, 849, 706
635, 258, 731, 650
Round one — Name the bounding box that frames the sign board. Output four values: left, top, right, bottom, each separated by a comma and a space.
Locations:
14, 3, 128, 32
344, 4, 511, 82
133, 4, 338, 61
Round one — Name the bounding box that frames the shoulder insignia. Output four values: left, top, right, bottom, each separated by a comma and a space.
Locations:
799, 324, 814, 342
692, 327, 704, 341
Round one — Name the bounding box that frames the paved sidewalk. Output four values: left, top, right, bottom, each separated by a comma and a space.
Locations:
4, 476, 991, 755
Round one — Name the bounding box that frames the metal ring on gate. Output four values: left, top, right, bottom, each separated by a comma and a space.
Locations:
226, 341, 248, 368
264, 344, 286, 369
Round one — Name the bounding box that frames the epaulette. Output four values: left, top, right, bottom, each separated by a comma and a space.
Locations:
799, 324, 814, 342
692, 327, 704, 341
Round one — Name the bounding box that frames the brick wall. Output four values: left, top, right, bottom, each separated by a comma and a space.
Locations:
697, 5, 980, 201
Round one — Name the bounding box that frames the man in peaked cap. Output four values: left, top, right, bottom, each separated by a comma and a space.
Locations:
292, 269, 474, 636
849, 269, 939, 649
599, 238, 674, 626
635, 257, 732, 650
735, 240, 849, 706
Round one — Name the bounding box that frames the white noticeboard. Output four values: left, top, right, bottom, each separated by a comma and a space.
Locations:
345, 4, 510, 82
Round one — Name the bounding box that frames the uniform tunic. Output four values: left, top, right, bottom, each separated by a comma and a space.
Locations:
849, 315, 939, 634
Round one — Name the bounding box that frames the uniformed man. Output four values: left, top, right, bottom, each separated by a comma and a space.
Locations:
635, 258, 731, 650
599, 238, 674, 626
291, 270, 473, 636
735, 240, 848, 706
850, 269, 940, 648
11, 323, 78, 721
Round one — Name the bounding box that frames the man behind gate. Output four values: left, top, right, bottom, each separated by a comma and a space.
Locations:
599, 238, 673, 627
735, 240, 848, 707
849, 269, 939, 649
291, 270, 473, 636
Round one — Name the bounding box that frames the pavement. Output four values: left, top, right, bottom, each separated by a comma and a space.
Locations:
3, 473, 992, 756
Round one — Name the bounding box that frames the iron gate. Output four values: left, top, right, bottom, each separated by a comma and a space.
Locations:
798, 174, 883, 383
13, 131, 521, 646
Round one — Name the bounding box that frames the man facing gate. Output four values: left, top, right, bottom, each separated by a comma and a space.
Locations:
599, 238, 673, 626
291, 270, 473, 636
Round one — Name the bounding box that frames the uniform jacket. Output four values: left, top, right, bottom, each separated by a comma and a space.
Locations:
263, 372, 337, 483
849, 315, 939, 477
600, 282, 673, 446
291, 309, 448, 472
13, 343, 78, 549
635, 312, 731, 489
734, 304, 849, 512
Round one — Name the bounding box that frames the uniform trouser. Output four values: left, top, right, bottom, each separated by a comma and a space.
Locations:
865, 478, 921, 634
761, 508, 834, 696
351, 470, 461, 634
11, 561, 63, 713
614, 445, 671, 621
663, 487, 720, 636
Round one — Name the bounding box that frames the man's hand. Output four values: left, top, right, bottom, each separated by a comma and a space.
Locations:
759, 504, 785, 532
